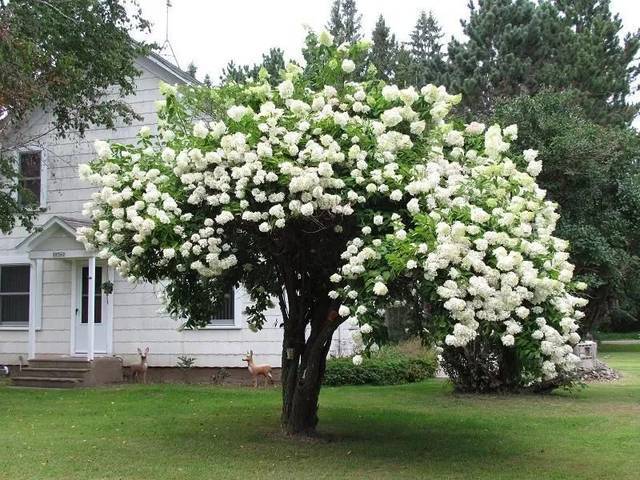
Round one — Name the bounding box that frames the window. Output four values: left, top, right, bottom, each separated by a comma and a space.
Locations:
81, 266, 102, 324
0, 265, 30, 325
18, 150, 42, 206
209, 288, 235, 326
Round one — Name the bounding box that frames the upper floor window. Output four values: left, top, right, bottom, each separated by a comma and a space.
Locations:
209, 288, 235, 327
18, 150, 44, 206
0, 265, 30, 325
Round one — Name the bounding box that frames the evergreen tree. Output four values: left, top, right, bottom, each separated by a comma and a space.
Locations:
203, 74, 212, 87
447, 0, 557, 118
394, 46, 414, 88
186, 62, 198, 79
220, 60, 252, 84
341, 0, 362, 43
259, 48, 286, 82
220, 48, 286, 86
407, 11, 446, 86
325, 0, 362, 45
326, 0, 343, 42
369, 15, 398, 81
553, 0, 640, 125
447, 0, 639, 125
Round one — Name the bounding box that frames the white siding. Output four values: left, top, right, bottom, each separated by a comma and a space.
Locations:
0, 56, 354, 367
37, 260, 72, 355
111, 279, 285, 367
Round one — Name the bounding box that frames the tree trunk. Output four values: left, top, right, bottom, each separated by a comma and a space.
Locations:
272, 224, 347, 436
280, 299, 339, 436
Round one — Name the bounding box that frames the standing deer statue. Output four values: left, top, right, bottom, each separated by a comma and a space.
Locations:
129, 347, 149, 384
242, 350, 273, 388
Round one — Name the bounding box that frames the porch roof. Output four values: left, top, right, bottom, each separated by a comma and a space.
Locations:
16, 216, 94, 259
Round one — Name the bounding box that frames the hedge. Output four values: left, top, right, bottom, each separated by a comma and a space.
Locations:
324, 341, 437, 386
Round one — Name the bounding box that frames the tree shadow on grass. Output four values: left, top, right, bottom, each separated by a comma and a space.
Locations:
145, 402, 528, 472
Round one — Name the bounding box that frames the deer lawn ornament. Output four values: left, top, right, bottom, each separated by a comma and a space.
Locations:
129, 347, 149, 383
242, 350, 273, 388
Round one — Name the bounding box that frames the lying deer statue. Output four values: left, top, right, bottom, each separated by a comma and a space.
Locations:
129, 347, 149, 384
242, 350, 273, 388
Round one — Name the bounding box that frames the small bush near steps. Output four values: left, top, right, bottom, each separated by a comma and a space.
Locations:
324, 338, 437, 386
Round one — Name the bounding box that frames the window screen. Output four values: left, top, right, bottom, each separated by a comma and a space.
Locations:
0, 265, 30, 324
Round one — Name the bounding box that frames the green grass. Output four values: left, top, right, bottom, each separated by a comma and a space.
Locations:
595, 331, 640, 341
599, 342, 640, 353
1, 353, 639, 480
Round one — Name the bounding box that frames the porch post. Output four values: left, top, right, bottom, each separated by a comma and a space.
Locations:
28, 259, 37, 359
87, 256, 96, 361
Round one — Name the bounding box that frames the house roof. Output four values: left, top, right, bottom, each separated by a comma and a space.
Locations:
16, 216, 91, 252
145, 51, 203, 86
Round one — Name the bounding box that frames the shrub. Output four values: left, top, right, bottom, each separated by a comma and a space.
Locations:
440, 337, 520, 393
324, 339, 436, 386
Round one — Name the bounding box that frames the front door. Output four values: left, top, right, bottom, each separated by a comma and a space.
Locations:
74, 264, 108, 354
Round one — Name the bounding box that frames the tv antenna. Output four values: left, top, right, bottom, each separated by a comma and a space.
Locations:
159, 0, 180, 68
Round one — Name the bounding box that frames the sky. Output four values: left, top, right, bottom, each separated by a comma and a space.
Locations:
133, 0, 640, 83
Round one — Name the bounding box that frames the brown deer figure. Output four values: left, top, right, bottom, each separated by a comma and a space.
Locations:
242, 350, 273, 388
129, 347, 149, 384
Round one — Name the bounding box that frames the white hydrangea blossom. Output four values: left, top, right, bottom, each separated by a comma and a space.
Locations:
341, 59, 356, 73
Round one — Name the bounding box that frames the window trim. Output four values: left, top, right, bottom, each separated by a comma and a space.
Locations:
13, 147, 48, 209
202, 287, 241, 330
0, 263, 31, 328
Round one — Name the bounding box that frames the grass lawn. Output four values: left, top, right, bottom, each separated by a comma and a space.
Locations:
595, 331, 640, 341
599, 342, 640, 353
1, 353, 639, 480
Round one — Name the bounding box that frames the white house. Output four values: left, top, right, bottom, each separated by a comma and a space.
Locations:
0, 53, 353, 379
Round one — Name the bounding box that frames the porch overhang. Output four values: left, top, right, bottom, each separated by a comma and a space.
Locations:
16, 216, 95, 259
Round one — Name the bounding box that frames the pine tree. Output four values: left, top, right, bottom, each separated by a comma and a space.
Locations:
341, 0, 362, 43
326, 0, 343, 41
447, 0, 552, 118
220, 48, 286, 85
394, 46, 414, 88
407, 10, 447, 87
220, 60, 252, 84
369, 15, 398, 81
186, 62, 198, 79
325, 0, 362, 45
259, 48, 286, 82
447, 0, 639, 125
553, 0, 640, 125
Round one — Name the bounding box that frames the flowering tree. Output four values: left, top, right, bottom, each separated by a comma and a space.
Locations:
78, 31, 585, 435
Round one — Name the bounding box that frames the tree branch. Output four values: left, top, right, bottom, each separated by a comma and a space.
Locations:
32, 0, 78, 24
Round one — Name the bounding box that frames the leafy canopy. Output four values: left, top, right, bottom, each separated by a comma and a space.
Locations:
0, 0, 151, 234
0, 0, 152, 136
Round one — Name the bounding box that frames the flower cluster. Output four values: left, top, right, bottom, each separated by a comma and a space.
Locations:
332, 122, 586, 382
78, 31, 585, 384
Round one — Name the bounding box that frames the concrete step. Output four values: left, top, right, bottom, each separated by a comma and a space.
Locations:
28, 358, 91, 370
19, 367, 90, 379
11, 376, 84, 388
